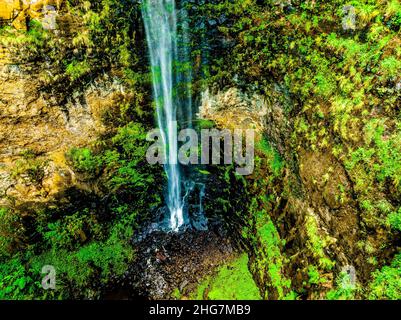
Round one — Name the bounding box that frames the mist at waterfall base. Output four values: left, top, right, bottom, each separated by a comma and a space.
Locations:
142, 0, 207, 233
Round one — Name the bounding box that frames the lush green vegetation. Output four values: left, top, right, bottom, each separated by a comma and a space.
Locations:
192, 254, 261, 300
369, 253, 401, 300
326, 271, 358, 300
0, 119, 161, 298
0, 0, 160, 300
1, 0, 401, 301
196, 0, 401, 300
0, 19, 48, 48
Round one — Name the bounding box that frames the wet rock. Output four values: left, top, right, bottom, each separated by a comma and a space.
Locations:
129, 228, 237, 300
0, 38, 133, 206
198, 87, 268, 136
179, 280, 188, 292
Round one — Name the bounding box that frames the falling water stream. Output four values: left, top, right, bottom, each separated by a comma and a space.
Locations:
142, 0, 193, 231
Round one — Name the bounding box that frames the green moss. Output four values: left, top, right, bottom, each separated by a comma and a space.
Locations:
171, 288, 182, 300
10, 157, 46, 185
255, 139, 284, 178
0, 19, 48, 48
380, 56, 401, 79
192, 277, 210, 300
388, 208, 401, 232
192, 254, 261, 300
65, 59, 91, 81
68, 148, 101, 176
196, 119, 215, 130
254, 215, 292, 299
305, 214, 335, 271
307, 265, 326, 285
369, 253, 401, 300
30, 237, 133, 295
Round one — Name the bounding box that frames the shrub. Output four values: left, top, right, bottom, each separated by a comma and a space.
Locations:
65, 59, 91, 81
39, 209, 102, 250
0, 208, 24, 261
68, 148, 102, 176
0, 257, 36, 300
255, 139, 284, 178
388, 208, 401, 232
369, 254, 401, 300
10, 158, 46, 185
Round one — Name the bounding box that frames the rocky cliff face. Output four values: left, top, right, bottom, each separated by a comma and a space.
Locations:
0, 0, 62, 30
189, 0, 401, 300
0, 1, 162, 300
0, 4, 132, 208
1, 0, 400, 301
199, 82, 398, 299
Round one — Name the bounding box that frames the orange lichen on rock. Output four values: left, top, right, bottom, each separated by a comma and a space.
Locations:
0, 0, 64, 30
0, 0, 20, 20
198, 88, 268, 140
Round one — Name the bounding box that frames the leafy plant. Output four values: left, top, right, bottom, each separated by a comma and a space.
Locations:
326, 271, 357, 300
0, 209, 24, 261
65, 59, 91, 81
369, 254, 401, 300
0, 257, 36, 300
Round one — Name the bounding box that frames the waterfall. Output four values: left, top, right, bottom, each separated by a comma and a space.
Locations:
142, 0, 192, 231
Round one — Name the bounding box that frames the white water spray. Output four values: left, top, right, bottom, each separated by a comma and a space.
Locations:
142, 0, 191, 231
